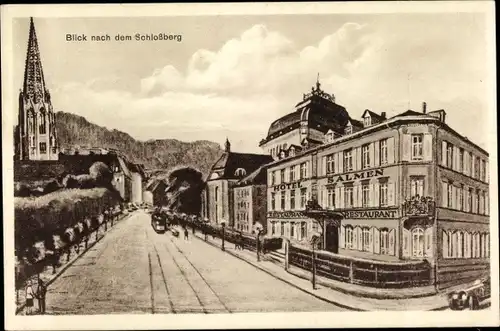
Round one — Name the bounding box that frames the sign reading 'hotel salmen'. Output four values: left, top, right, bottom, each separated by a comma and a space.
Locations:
327, 169, 385, 184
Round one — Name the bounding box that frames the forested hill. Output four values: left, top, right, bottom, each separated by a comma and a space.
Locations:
55, 111, 224, 177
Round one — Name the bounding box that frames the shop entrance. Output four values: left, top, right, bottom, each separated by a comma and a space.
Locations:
324, 222, 339, 253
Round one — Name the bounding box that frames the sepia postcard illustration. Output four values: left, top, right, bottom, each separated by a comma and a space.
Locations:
2, 2, 498, 330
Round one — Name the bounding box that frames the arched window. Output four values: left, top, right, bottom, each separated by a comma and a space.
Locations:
39, 109, 47, 134
27, 110, 35, 135
380, 228, 389, 255
235, 168, 247, 177
411, 227, 424, 258
457, 231, 464, 258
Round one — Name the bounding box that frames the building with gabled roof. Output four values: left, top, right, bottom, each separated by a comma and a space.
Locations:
201, 138, 273, 227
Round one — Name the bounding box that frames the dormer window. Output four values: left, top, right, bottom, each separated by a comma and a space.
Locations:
325, 130, 335, 143
363, 116, 371, 127
235, 168, 247, 177
289, 147, 296, 157
345, 123, 353, 135
279, 150, 286, 159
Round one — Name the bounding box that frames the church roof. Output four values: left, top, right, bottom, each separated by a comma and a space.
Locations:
236, 165, 268, 186
209, 151, 273, 181
23, 17, 49, 104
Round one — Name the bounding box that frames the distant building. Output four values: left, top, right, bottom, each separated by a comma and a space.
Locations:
14, 17, 59, 161
233, 166, 268, 234
144, 178, 168, 206
259, 79, 350, 161
201, 139, 273, 227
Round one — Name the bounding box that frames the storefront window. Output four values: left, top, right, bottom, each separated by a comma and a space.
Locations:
345, 226, 353, 249
301, 222, 307, 240
380, 229, 389, 254
362, 227, 371, 251
411, 227, 424, 257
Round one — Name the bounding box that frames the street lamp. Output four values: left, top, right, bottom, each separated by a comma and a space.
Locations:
220, 219, 227, 251
311, 231, 321, 290
254, 222, 264, 262
203, 217, 209, 241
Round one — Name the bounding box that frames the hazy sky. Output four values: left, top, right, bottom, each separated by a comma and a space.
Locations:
12, 13, 492, 153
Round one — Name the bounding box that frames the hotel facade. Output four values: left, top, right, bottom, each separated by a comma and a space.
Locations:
266, 105, 490, 289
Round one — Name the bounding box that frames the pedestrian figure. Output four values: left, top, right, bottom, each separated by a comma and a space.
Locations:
25, 280, 35, 315
184, 227, 189, 241
239, 232, 245, 250
36, 279, 47, 314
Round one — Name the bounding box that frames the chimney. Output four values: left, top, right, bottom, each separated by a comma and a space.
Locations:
381, 112, 386, 119
422, 102, 427, 114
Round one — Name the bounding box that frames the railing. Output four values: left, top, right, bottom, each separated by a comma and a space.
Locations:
176, 217, 283, 254
402, 196, 436, 217
289, 245, 431, 288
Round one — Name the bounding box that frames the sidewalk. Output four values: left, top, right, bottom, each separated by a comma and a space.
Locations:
15, 212, 132, 315
189, 229, 450, 311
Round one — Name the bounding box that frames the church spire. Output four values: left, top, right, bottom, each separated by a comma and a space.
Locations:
23, 17, 47, 104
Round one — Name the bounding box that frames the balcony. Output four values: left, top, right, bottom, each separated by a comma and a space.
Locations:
402, 196, 436, 218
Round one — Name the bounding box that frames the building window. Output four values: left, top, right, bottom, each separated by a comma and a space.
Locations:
379, 182, 388, 207
290, 165, 296, 181
447, 183, 453, 208
327, 188, 335, 208
271, 192, 276, 211
344, 149, 353, 172
300, 222, 307, 239
474, 157, 480, 179
480, 159, 486, 182
411, 227, 425, 258
380, 139, 388, 165
344, 186, 353, 208
364, 116, 371, 127
446, 143, 454, 168
39, 142, 47, 154
468, 188, 473, 212
290, 222, 295, 238
362, 227, 371, 251
39, 111, 46, 134
362, 184, 370, 207
345, 226, 354, 249
326, 154, 335, 174
300, 188, 307, 209
271, 171, 276, 185
459, 185, 464, 211
280, 169, 286, 183
459, 148, 464, 172
280, 191, 285, 210
290, 190, 296, 210
380, 229, 389, 254
280, 222, 285, 236
362, 144, 370, 169
300, 162, 308, 179
410, 177, 424, 198
411, 134, 423, 160
345, 125, 352, 135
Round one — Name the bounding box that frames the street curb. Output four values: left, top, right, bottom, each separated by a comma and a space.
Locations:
190, 232, 366, 312
15, 213, 131, 315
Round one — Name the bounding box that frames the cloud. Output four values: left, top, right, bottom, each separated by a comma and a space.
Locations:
54, 19, 490, 153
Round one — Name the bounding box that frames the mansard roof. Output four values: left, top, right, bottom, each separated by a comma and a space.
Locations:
209, 151, 273, 181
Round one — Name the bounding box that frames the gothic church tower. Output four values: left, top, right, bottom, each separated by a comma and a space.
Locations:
15, 17, 59, 161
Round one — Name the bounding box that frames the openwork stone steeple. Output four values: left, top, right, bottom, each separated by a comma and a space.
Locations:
23, 17, 49, 104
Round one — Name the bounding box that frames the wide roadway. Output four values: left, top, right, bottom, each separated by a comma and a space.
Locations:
45, 210, 345, 314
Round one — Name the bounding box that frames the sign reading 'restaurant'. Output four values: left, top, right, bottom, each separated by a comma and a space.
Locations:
341, 209, 398, 219
327, 169, 384, 184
